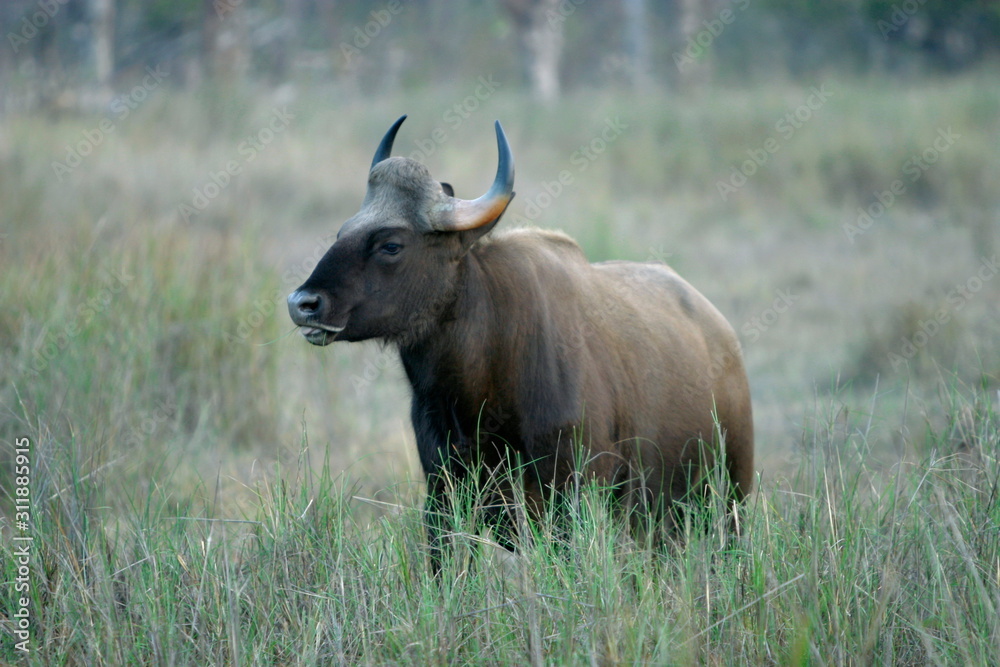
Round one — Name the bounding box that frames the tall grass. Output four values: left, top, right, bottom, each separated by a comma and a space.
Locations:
1, 217, 283, 514
1, 387, 997, 663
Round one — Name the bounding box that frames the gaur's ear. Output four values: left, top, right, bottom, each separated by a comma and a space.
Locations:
440, 182, 454, 197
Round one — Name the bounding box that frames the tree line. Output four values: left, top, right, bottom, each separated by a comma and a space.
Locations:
2, 0, 998, 108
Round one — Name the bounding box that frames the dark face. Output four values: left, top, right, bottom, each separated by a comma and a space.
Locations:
287, 166, 465, 346
287, 116, 515, 347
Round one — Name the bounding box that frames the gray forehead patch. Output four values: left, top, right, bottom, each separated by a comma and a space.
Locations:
340, 157, 445, 236
369, 157, 434, 192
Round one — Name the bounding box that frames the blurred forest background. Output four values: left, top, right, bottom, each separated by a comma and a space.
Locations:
3, 0, 1000, 103
1, 0, 999, 510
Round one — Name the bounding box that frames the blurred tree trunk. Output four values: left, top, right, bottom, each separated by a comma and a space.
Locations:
268, 0, 299, 83
317, 0, 338, 39
202, 0, 249, 84
622, 0, 649, 88
317, 0, 340, 78
428, 0, 457, 67
499, 0, 564, 104
678, 0, 712, 88
90, 0, 114, 95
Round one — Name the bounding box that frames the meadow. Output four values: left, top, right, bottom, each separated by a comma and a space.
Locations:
1, 70, 998, 664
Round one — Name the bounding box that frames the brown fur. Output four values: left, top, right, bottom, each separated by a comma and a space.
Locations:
401, 229, 753, 525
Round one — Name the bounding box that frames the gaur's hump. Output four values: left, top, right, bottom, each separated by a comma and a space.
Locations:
488, 227, 587, 260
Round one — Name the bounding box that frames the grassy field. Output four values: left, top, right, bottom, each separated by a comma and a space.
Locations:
1, 70, 999, 663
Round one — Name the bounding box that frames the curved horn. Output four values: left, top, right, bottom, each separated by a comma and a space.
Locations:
370, 115, 407, 170
433, 121, 515, 232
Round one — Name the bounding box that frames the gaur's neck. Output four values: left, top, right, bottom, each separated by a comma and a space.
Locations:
399, 238, 584, 451
398, 247, 506, 392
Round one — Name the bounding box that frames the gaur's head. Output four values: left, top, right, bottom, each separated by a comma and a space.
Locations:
287, 116, 515, 346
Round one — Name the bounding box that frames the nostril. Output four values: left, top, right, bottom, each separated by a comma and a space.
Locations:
288, 290, 322, 317
299, 295, 320, 313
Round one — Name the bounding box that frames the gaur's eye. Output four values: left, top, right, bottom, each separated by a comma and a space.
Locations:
379, 242, 402, 256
